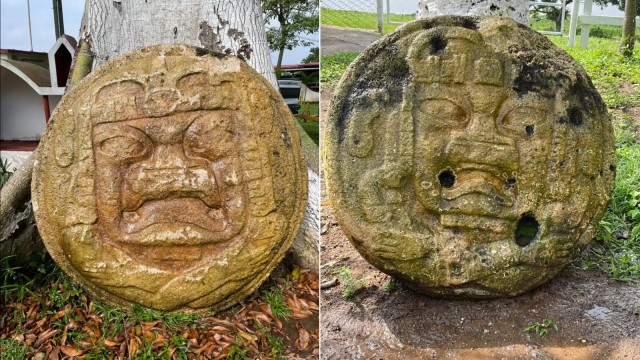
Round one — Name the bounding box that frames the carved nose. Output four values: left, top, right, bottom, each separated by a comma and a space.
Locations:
123, 144, 219, 209
445, 114, 518, 173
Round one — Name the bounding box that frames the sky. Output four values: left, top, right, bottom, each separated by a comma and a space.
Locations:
330, 0, 625, 16
0, 0, 318, 65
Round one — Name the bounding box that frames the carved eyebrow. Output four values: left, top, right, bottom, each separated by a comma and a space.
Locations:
95, 79, 145, 104
497, 94, 552, 123
176, 72, 209, 89
92, 122, 150, 144
417, 87, 471, 113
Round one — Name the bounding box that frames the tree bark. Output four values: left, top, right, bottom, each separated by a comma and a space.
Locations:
621, 0, 636, 57
83, 0, 278, 87
417, 0, 530, 25
3, 0, 318, 272
0, 155, 43, 263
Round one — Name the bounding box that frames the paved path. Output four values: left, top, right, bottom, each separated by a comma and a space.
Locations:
320, 26, 380, 55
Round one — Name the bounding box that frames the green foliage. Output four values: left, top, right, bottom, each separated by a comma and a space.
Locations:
595, 0, 640, 16
320, 51, 358, 84
0, 338, 28, 360
547, 36, 640, 110
586, 143, 640, 281
228, 336, 250, 360
263, 0, 319, 67
0, 158, 14, 188
530, 17, 640, 42
298, 118, 319, 145
262, 286, 291, 320
266, 334, 287, 360
524, 318, 558, 338
333, 267, 365, 299
131, 305, 200, 328
530, 0, 573, 32
545, 35, 640, 282
382, 282, 397, 292
320, 8, 413, 34
302, 47, 319, 63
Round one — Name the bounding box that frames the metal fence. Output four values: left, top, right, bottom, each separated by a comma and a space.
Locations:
321, 0, 384, 34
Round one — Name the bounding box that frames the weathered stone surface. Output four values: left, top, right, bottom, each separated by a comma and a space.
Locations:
32, 45, 307, 311
325, 16, 615, 298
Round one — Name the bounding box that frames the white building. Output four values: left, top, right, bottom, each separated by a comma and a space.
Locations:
1, 35, 75, 142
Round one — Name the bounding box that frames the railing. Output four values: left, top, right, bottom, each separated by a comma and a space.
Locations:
568, 0, 640, 48
529, 0, 568, 36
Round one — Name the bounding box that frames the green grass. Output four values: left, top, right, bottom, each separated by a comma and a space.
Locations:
298, 119, 319, 146
530, 17, 640, 42
548, 36, 640, 110
332, 267, 365, 299
549, 36, 640, 282
262, 286, 291, 320
321, 8, 412, 34
524, 318, 558, 338
0, 338, 28, 360
320, 51, 359, 84
1, 251, 313, 358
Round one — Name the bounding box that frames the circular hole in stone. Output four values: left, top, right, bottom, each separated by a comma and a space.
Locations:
429, 35, 447, 54
438, 169, 456, 188
525, 124, 534, 137
514, 214, 539, 247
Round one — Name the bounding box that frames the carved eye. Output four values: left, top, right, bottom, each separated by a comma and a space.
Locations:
94, 124, 151, 162
501, 107, 545, 138
416, 99, 467, 128
184, 112, 236, 160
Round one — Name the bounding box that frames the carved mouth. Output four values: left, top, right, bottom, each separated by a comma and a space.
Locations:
439, 169, 516, 218
119, 198, 236, 246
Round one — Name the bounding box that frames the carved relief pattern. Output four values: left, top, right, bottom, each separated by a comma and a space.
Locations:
33, 45, 306, 311
326, 17, 615, 297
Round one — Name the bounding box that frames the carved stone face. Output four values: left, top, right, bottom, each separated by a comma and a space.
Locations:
33, 45, 307, 311
93, 111, 246, 267
408, 34, 558, 243
326, 17, 615, 298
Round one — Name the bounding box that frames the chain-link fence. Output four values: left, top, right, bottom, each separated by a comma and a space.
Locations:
321, 0, 383, 34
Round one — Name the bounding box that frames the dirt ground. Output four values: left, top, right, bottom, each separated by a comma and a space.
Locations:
319, 89, 640, 360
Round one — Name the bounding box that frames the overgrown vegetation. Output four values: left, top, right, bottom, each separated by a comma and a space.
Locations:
0, 253, 319, 359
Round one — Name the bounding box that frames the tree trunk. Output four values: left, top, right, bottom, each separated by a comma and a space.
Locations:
4, 0, 319, 272
621, 0, 636, 57
417, 0, 530, 25
276, 46, 285, 69
83, 0, 278, 87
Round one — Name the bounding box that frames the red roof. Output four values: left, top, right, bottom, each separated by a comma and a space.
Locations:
275, 62, 319, 71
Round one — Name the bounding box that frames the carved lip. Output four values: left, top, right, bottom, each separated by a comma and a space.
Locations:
441, 179, 514, 207
439, 169, 516, 219
120, 198, 233, 245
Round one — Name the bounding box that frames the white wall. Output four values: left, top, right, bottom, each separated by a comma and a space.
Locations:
0, 68, 48, 140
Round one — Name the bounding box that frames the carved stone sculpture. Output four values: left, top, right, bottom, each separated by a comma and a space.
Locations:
325, 16, 615, 297
33, 45, 307, 311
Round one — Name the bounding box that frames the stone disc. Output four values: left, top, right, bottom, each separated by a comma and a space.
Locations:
32, 45, 307, 311
325, 16, 615, 298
